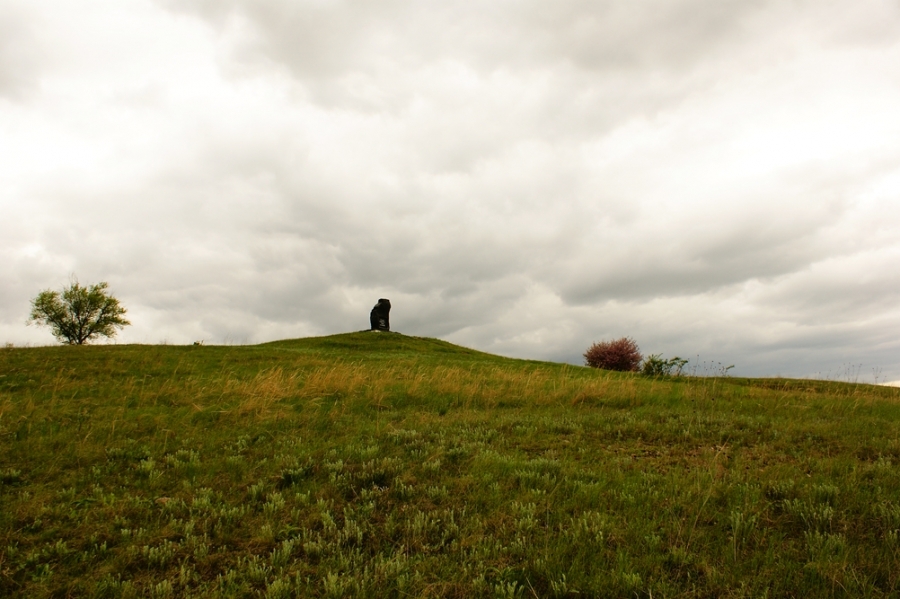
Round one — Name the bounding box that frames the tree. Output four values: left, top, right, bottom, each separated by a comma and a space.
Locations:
29, 280, 130, 345
584, 337, 642, 371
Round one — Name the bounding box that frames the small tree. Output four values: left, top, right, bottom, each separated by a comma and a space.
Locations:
29, 280, 130, 345
584, 337, 642, 371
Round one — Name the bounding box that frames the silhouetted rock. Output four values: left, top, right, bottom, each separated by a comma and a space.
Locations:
370, 298, 391, 331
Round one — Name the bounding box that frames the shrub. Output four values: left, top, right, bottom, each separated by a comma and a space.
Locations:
641, 354, 688, 377
584, 338, 642, 372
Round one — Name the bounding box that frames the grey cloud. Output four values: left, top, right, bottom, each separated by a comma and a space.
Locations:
158, 0, 781, 142
813, 1, 900, 47
0, 4, 40, 99
166, 0, 765, 75
753, 251, 900, 326
554, 199, 848, 304
4, 0, 900, 383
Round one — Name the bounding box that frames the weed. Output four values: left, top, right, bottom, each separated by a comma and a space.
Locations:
642, 354, 689, 377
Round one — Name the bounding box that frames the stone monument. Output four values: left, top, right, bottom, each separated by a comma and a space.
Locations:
370, 298, 391, 331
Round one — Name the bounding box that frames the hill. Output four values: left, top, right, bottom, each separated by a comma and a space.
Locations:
1, 333, 899, 597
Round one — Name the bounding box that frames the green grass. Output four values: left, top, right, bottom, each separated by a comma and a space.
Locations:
2, 331, 899, 598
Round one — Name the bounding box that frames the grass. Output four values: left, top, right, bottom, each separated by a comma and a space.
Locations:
1, 331, 899, 598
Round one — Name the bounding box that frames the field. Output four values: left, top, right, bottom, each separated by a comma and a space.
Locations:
2, 332, 900, 598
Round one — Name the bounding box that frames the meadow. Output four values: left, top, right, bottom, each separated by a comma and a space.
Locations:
1, 332, 899, 598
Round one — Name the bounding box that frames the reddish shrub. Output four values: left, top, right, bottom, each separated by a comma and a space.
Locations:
584, 337, 642, 372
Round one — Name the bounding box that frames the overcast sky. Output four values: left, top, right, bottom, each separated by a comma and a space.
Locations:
2, 0, 899, 382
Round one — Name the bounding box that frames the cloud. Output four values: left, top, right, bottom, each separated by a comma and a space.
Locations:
0, 4, 41, 100
1, 0, 899, 382
218, 0, 756, 71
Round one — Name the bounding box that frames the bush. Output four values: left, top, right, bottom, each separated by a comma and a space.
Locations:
641, 354, 688, 377
584, 338, 642, 372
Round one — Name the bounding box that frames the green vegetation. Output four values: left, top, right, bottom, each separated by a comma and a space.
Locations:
641, 355, 690, 378
29, 280, 130, 345
2, 332, 899, 598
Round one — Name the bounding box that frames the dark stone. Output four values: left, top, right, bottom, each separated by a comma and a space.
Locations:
370, 298, 391, 331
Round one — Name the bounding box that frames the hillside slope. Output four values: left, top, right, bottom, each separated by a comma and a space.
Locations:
262, 330, 499, 359
1, 334, 899, 597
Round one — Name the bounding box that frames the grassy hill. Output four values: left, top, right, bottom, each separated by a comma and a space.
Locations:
1, 332, 899, 598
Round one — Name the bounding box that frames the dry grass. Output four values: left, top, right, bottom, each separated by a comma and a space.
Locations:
225, 367, 301, 418
218, 362, 649, 418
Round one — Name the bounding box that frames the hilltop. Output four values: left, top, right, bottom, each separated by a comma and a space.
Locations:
1, 333, 899, 597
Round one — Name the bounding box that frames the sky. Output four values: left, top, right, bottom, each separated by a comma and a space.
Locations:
2, 0, 899, 382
